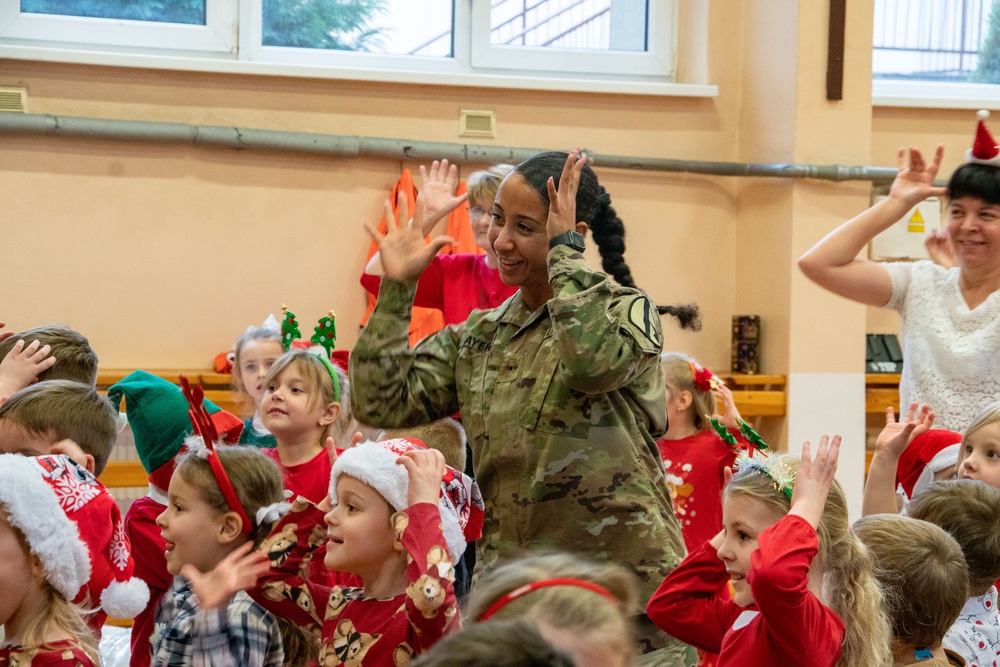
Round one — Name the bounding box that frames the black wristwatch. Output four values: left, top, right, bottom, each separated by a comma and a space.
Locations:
549, 230, 586, 252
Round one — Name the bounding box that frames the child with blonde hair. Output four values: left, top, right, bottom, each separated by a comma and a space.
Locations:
648, 437, 893, 667
658, 352, 750, 553
955, 401, 1000, 488
0, 455, 106, 667
465, 552, 638, 667
152, 445, 286, 667
231, 319, 284, 448
410, 619, 576, 667
854, 514, 969, 666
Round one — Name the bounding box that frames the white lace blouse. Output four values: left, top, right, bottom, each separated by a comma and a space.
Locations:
883, 260, 1000, 432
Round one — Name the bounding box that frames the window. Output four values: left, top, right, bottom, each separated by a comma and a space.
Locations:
872, 0, 1000, 108
0, 0, 712, 96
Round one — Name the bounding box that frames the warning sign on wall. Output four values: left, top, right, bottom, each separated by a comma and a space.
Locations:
869, 196, 940, 260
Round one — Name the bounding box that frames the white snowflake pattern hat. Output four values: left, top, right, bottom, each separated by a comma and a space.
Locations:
0, 455, 149, 617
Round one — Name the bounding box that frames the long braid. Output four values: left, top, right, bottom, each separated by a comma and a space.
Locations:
591, 186, 701, 331
514, 152, 701, 331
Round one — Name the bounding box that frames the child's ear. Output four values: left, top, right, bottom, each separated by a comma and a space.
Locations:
318, 402, 341, 427
676, 390, 694, 411
28, 553, 44, 578
217, 512, 245, 545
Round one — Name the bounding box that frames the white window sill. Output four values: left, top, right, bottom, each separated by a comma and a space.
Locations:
873, 79, 1000, 110
0, 44, 719, 98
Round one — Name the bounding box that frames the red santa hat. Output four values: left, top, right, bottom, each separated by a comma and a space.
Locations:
966, 110, 1000, 166
38, 455, 147, 616
0, 454, 91, 602
896, 429, 962, 500
329, 438, 484, 563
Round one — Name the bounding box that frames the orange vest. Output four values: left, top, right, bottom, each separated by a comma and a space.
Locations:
361, 171, 484, 345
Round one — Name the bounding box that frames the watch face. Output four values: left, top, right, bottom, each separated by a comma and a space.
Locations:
551, 231, 585, 251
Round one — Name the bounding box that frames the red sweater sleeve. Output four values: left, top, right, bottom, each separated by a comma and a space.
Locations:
646, 540, 739, 653
360, 258, 445, 309
746, 514, 844, 660
398, 503, 461, 651
251, 498, 333, 633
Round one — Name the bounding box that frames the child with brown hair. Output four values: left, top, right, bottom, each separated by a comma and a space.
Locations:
854, 513, 969, 666
0, 379, 118, 475
648, 437, 893, 667
465, 552, 638, 667
0, 324, 98, 397
152, 445, 286, 667
907, 480, 1000, 665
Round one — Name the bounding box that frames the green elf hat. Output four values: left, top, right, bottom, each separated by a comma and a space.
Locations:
107, 370, 243, 490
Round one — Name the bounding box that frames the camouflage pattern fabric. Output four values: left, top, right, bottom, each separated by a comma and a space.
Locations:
351, 245, 689, 654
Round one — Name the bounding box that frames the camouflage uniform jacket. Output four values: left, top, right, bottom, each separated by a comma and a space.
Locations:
351, 244, 686, 602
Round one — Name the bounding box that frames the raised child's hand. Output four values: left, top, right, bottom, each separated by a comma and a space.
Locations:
789, 435, 841, 530
182, 542, 270, 611
418, 159, 468, 235
398, 448, 445, 508
875, 403, 933, 461
363, 193, 455, 282
0, 339, 57, 396
711, 383, 743, 431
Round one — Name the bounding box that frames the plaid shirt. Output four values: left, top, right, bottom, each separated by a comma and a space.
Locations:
152, 578, 283, 667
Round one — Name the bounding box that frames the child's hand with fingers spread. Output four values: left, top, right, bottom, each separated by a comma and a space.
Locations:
418, 159, 468, 235
398, 448, 446, 508
789, 435, 841, 530
875, 403, 934, 461
182, 542, 271, 611
0, 339, 57, 397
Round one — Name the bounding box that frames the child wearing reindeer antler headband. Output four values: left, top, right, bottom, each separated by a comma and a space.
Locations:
648, 436, 894, 667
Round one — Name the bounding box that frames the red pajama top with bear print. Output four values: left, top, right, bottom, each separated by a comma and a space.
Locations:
646, 514, 844, 667
252, 498, 459, 666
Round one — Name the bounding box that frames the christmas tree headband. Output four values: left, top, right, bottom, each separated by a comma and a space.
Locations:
709, 416, 769, 456
280, 305, 341, 403
179, 376, 253, 535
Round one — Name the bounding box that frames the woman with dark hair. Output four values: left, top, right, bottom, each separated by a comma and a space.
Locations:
799, 124, 1000, 431
351, 150, 699, 665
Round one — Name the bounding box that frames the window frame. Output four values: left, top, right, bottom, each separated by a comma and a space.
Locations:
0, 0, 716, 98
0, 0, 235, 55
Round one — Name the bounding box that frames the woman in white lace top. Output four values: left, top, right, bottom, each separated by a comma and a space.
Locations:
798, 143, 1000, 431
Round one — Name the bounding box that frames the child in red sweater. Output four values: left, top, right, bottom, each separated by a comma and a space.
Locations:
657, 353, 749, 553
648, 436, 893, 667
235, 438, 481, 666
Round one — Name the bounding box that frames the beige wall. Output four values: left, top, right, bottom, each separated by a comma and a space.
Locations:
0, 2, 978, 447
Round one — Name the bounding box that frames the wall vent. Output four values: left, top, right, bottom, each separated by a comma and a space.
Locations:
0, 87, 27, 113
459, 109, 495, 138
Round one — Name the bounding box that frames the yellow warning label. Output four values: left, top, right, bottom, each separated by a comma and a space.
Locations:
907, 208, 925, 233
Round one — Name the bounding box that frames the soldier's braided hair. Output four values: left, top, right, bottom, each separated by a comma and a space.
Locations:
514, 151, 701, 330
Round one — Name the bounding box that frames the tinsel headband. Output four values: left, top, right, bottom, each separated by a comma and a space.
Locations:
733, 449, 796, 501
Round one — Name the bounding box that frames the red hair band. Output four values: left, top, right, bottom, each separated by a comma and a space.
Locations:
478, 578, 619, 621
179, 376, 253, 535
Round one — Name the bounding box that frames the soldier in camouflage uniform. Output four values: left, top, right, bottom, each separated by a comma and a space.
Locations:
352, 151, 697, 666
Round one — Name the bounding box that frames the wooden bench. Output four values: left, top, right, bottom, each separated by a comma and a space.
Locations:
718, 373, 787, 418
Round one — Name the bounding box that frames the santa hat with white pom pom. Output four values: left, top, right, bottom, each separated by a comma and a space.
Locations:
0, 454, 149, 618
967, 109, 1000, 166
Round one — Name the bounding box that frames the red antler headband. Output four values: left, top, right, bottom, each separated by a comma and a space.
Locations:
179, 376, 253, 535
478, 578, 619, 621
